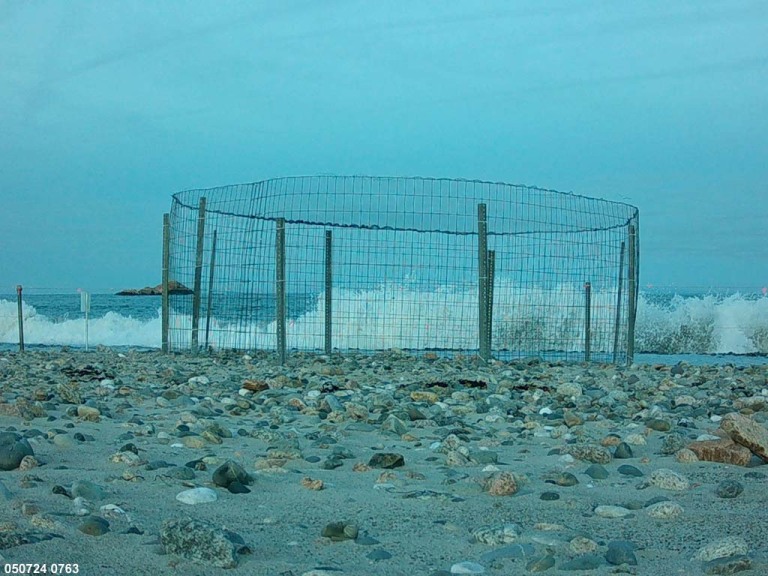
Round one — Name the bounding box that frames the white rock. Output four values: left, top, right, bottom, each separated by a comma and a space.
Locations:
451, 561, 486, 574
649, 468, 690, 490
187, 375, 210, 386
646, 501, 683, 519
693, 536, 749, 561
624, 433, 647, 446
471, 523, 521, 545
594, 505, 632, 518
556, 382, 583, 397
175, 487, 218, 505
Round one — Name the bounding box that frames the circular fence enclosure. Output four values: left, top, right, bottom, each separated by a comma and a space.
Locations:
165, 175, 639, 363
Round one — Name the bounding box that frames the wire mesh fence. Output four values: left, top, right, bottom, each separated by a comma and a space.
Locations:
164, 176, 640, 363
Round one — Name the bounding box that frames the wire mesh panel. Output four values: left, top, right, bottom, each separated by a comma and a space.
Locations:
166, 176, 639, 363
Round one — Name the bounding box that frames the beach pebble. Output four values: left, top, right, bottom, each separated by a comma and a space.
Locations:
675, 448, 699, 463
556, 382, 582, 397
478, 543, 536, 563
564, 444, 612, 464
0, 432, 34, 471
72, 480, 106, 502
366, 549, 392, 561
450, 561, 485, 574
617, 464, 644, 477
77, 515, 110, 536
368, 452, 405, 469
648, 468, 690, 490
176, 487, 218, 505
482, 471, 519, 496
212, 460, 253, 490
160, 516, 239, 568
558, 554, 604, 571
715, 480, 743, 499
321, 521, 359, 541
594, 505, 633, 518
569, 536, 598, 554
526, 555, 556, 572
544, 471, 579, 486
702, 555, 752, 575
624, 433, 647, 446
693, 536, 749, 562
646, 501, 683, 519
471, 523, 521, 545
77, 405, 101, 421
606, 540, 638, 565
646, 418, 672, 432
584, 464, 609, 479
613, 442, 633, 459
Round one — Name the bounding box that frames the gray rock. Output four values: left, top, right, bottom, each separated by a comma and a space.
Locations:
702, 555, 752, 575
368, 452, 405, 469
160, 517, 239, 568
0, 432, 33, 471
71, 480, 106, 502
78, 516, 110, 536
584, 464, 609, 479
212, 460, 253, 489
559, 554, 604, 570
617, 464, 644, 477
366, 549, 392, 561
606, 540, 638, 565
715, 480, 743, 499
613, 442, 633, 459
660, 433, 687, 455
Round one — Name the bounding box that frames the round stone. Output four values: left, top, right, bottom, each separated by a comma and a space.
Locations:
450, 561, 485, 574
483, 472, 519, 495
0, 432, 34, 471
368, 452, 405, 469
594, 505, 632, 518
693, 536, 749, 561
606, 540, 638, 565
715, 480, 743, 499
649, 468, 690, 490
646, 501, 683, 519
617, 464, 643, 477
544, 472, 579, 486
540, 491, 560, 501
584, 464, 609, 480
78, 515, 110, 536
212, 460, 252, 489
613, 442, 633, 459
471, 523, 522, 545
646, 418, 672, 432
526, 555, 556, 572
71, 480, 106, 502
176, 487, 218, 505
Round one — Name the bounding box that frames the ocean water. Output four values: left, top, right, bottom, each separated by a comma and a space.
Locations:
1, 288, 767, 366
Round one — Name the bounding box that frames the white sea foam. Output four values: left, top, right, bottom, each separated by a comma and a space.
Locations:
2, 287, 767, 355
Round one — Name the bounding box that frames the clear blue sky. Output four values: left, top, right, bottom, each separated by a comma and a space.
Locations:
1, 1, 766, 293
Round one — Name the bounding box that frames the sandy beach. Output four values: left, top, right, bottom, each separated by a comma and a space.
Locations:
1, 348, 767, 575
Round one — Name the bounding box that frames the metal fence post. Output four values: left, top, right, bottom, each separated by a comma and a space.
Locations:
161, 214, 170, 353
276, 218, 287, 364
477, 203, 489, 361
325, 230, 333, 355
191, 197, 207, 351
487, 249, 495, 357
627, 224, 638, 365
612, 241, 625, 364
584, 281, 591, 362
16, 285, 24, 353
204, 229, 217, 350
